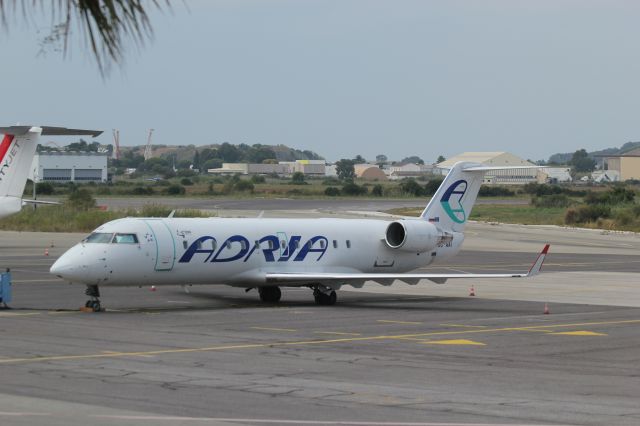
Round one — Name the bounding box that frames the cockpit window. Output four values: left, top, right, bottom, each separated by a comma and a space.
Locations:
112, 233, 139, 244
83, 232, 113, 244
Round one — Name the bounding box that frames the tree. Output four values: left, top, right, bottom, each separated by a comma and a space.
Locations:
218, 143, 241, 163
569, 149, 596, 173
401, 155, 425, 165
353, 155, 366, 164
192, 150, 201, 171
335, 159, 356, 181
436, 155, 446, 163
371, 184, 384, 196
1, 1, 169, 75
375, 154, 388, 163
291, 172, 306, 185
399, 179, 424, 196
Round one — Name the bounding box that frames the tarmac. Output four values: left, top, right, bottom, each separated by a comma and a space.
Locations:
0, 211, 639, 426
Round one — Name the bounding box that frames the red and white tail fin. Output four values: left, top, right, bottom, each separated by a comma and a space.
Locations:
0, 126, 102, 218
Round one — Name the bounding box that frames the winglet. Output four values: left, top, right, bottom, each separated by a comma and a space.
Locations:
527, 244, 550, 276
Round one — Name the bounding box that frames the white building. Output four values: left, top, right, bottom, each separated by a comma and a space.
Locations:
30, 152, 108, 183
388, 163, 442, 180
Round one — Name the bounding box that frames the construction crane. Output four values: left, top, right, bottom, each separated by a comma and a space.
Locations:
143, 128, 154, 160
112, 129, 120, 160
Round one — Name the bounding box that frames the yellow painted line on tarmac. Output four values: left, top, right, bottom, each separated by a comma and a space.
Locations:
439, 323, 487, 328
423, 339, 486, 346
314, 331, 362, 336
552, 330, 607, 336
0, 318, 636, 365
377, 320, 422, 325
251, 326, 297, 332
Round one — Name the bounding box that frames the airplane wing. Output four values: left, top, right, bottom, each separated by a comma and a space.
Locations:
265, 244, 549, 286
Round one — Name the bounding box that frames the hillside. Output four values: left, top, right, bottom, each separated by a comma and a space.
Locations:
549, 141, 640, 164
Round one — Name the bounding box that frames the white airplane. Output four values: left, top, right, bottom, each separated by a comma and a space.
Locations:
0, 126, 103, 218
50, 162, 549, 311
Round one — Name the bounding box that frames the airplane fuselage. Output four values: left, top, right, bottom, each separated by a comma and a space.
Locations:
51, 217, 464, 288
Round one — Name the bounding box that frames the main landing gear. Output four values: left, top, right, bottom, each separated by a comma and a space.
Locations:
313, 285, 337, 306
258, 286, 282, 303
84, 284, 101, 312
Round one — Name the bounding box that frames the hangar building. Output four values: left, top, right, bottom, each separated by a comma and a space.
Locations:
601, 148, 640, 181
29, 152, 108, 183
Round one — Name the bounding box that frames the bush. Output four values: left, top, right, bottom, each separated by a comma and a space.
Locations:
399, 179, 424, 196
478, 186, 515, 197
250, 175, 266, 184
131, 186, 154, 195
65, 189, 96, 211
424, 178, 444, 196
180, 178, 193, 186
234, 180, 254, 192
291, 172, 306, 185
341, 182, 367, 196
324, 187, 341, 196
371, 184, 383, 196
164, 185, 186, 195
36, 182, 55, 195
531, 194, 571, 208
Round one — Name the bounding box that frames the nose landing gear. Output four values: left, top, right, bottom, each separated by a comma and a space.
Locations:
84, 284, 101, 312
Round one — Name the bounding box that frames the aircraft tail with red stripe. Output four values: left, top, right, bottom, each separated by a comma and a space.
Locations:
0, 126, 102, 218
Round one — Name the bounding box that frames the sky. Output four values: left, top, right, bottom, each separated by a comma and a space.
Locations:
1, 0, 640, 163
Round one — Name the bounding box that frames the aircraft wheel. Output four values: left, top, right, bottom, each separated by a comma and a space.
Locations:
314, 290, 337, 306
258, 286, 281, 303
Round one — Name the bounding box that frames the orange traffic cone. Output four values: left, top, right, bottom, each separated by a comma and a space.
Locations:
543, 303, 550, 315
44, 248, 49, 256
150, 286, 156, 291
469, 285, 476, 297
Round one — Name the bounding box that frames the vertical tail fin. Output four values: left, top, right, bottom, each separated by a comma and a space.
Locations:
0, 126, 102, 217
420, 162, 486, 232
421, 162, 539, 232
0, 127, 42, 198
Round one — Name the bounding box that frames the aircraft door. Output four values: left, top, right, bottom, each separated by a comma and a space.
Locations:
144, 219, 176, 271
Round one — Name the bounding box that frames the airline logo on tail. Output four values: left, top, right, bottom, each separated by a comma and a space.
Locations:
0, 134, 17, 183
440, 179, 467, 224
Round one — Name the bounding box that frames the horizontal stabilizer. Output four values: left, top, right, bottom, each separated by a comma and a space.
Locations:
0, 126, 102, 137
22, 199, 61, 206
462, 165, 542, 172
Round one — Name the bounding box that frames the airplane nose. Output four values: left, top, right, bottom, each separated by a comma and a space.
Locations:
50, 246, 90, 283
50, 254, 78, 280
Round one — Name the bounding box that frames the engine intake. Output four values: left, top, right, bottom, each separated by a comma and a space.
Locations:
384, 219, 439, 253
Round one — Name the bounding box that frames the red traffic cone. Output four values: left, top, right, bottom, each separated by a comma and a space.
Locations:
543, 303, 550, 315
44, 248, 49, 256
469, 285, 476, 297
150, 285, 156, 291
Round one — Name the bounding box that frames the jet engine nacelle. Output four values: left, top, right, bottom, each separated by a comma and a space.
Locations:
384, 219, 440, 253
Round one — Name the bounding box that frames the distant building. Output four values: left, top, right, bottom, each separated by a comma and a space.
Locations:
537, 167, 572, 184
208, 160, 325, 176
388, 163, 441, 180
354, 164, 387, 181
29, 152, 108, 183
438, 152, 537, 184
591, 170, 620, 183
601, 148, 640, 181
